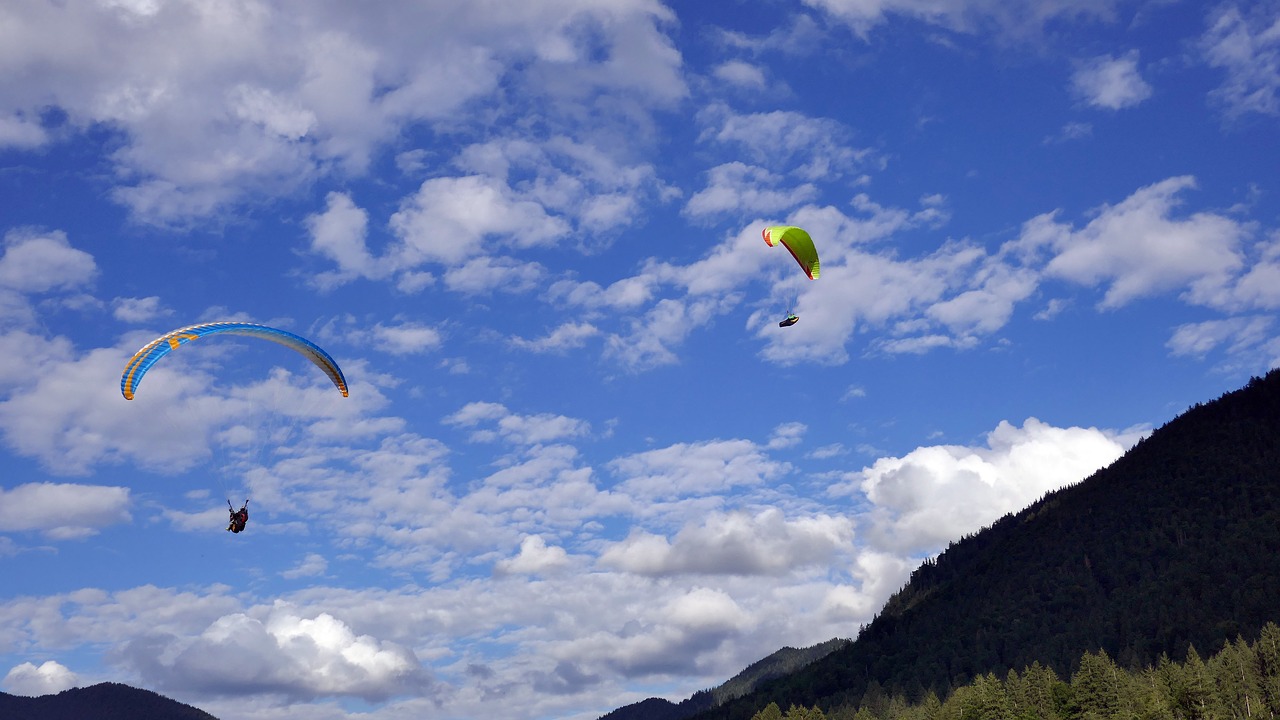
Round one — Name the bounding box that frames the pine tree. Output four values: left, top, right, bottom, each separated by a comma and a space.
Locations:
1132, 666, 1176, 720
1017, 661, 1063, 720
957, 673, 1013, 720
1255, 622, 1280, 715
1211, 637, 1262, 718
1178, 646, 1218, 720
1072, 649, 1125, 719
752, 702, 784, 720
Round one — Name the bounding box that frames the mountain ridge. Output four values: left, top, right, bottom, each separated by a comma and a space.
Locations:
686, 368, 1280, 719
0, 681, 219, 720
599, 369, 1280, 720
599, 639, 848, 720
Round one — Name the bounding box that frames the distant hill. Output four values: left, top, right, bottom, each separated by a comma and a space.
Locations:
0, 682, 218, 720
682, 369, 1280, 719
599, 639, 847, 720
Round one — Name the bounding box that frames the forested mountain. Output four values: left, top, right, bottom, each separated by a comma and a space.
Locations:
678, 368, 1280, 720
0, 682, 218, 720
600, 640, 848, 720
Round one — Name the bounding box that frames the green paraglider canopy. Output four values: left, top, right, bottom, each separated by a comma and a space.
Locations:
762, 226, 819, 280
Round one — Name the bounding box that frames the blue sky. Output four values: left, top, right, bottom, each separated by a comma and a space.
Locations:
1, 0, 1278, 718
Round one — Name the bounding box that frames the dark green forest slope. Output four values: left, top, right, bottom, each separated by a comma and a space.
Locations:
0, 682, 218, 720
690, 368, 1280, 720
601, 640, 848, 720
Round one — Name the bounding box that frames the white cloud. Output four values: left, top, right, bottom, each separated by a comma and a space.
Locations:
711, 61, 767, 88
804, 0, 1122, 38
683, 162, 819, 219
444, 402, 590, 446
2, 660, 79, 696
390, 175, 570, 268
1227, 233, 1280, 309
0, 482, 131, 539
599, 510, 854, 576
700, 104, 872, 181
111, 295, 168, 323
1201, 4, 1280, 117
610, 439, 790, 500
767, 422, 807, 450
370, 322, 443, 356
282, 553, 329, 580
1071, 51, 1153, 109
443, 256, 546, 295
820, 550, 917, 621
850, 417, 1141, 554
0, 113, 48, 149
495, 535, 571, 575
510, 322, 600, 354
0, 229, 97, 294
604, 296, 737, 371
123, 605, 429, 701
305, 133, 669, 293
1019, 176, 1248, 309
0, 0, 685, 224
305, 192, 384, 289
1167, 316, 1275, 359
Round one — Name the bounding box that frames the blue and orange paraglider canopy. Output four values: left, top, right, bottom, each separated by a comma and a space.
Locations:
121, 321, 348, 400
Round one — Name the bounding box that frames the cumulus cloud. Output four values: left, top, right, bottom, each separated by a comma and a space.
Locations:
820, 550, 918, 621
369, 322, 443, 356
444, 256, 545, 295
850, 417, 1142, 554
599, 510, 854, 576
0, 229, 97, 295
305, 192, 384, 290
0, 0, 685, 224
1201, 4, 1280, 118
123, 606, 429, 701
0, 482, 131, 539
562, 587, 754, 679
111, 296, 168, 323
444, 402, 590, 446
390, 175, 571, 268
282, 553, 329, 580
700, 105, 872, 181
1071, 51, 1153, 109
2, 660, 79, 696
304, 134, 667, 293
1017, 176, 1247, 309
712, 61, 767, 88
495, 535, 571, 575
610, 439, 790, 500
1166, 316, 1280, 371
0, 113, 49, 149
510, 322, 600, 354
767, 422, 807, 450
804, 0, 1123, 38
683, 162, 819, 219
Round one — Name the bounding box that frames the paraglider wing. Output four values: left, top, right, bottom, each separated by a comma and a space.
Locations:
121, 321, 349, 400
762, 226, 820, 280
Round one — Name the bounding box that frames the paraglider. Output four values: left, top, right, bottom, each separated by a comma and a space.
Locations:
120, 322, 346, 536
762, 226, 819, 326
227, 500, 249, 533
120, 321, 349, 400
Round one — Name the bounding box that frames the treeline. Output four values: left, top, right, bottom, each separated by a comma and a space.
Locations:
749, 621, 1280, 720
